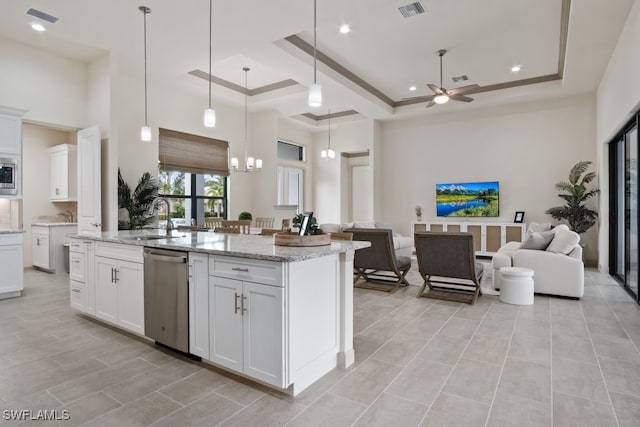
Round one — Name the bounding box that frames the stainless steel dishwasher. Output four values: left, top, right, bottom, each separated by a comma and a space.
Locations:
143, 247, 189, 353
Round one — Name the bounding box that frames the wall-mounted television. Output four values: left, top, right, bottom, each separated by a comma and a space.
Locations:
436, 181, 499, 217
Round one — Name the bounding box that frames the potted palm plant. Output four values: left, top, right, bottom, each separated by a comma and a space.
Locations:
545, 160, 599, 235
118, 169, 158, 230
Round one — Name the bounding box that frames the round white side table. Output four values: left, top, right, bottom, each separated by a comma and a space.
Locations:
499, 267, 534, 305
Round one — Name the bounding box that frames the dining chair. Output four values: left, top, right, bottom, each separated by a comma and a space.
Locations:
220, 220, 251, 234
253, 217, 275, 229
214, 226, 240, 234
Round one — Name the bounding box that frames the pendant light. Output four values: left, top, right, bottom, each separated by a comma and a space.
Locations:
231, 67, 262, 172
321, 109, 335, 159
308, 0, 322, 107
139, 6, 152, 142
203, 0, 216, 127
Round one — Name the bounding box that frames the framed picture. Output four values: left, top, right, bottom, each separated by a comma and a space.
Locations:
514, 211, 525, 223
298, 211, 314, 236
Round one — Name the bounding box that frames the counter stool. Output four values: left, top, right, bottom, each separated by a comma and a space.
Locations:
499, 267, 534, 305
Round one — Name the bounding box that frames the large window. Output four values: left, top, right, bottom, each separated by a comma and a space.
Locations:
157, 128, 229, 228
158, 171, 227, 227
609, 112, 639, 304
276, 140, 306, 212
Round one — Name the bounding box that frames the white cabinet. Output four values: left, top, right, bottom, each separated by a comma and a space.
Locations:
411, 220, 526, 256
31, 224, 77, 273
69, 239, 95, 314
49, 144, 77, 202
208, 255, 285, 388
188, 252, 209, 359
0, 233, 24, 299
0, 107, 25, 155
94, 243, 144, 335
209, 275, 284, 387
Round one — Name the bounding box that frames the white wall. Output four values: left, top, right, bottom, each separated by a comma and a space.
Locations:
596, 0, 640, 271
380, 94, 598, 264
22, 124, 76, 266
0, 38, 87, 129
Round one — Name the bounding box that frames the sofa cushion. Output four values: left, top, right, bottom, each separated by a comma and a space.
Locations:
319, 223, 341, 233
546, 229, 580, 254
519, 230, 555, 250
354, 221, 376, 229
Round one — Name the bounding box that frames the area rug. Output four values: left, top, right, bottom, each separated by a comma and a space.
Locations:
405, 259, 499, 296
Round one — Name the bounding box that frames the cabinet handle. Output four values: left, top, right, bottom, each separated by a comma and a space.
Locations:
70, 244, 80, 248
56, 188, 60, 195
234, 292, 240, 314
242, 295, 247, 315
231, 267, 249, 272
36, 238, 40, 246
72, 259, 80, 263
111, 267, 115, 283
114, 268, 119, 283
91, 223, 102, 228
71, 288, 80, 293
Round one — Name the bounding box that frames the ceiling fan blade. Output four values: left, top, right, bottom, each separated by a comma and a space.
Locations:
448, 84, 480, 95
425, 101, 436, 108
427, 83, 442, 94
449, 94, 474, 103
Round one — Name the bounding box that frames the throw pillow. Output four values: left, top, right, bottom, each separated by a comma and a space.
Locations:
527, 222, 552, 236
546, 229, 580, 254
552, 224, 570, 234
519, 230, 555, 250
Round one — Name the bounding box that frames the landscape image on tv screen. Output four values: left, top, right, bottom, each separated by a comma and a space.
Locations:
436, 181, 499, 217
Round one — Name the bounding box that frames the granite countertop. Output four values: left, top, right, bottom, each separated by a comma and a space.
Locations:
0, 229, 24, 234
32, 222, 78, 227
71, 230, 370, 262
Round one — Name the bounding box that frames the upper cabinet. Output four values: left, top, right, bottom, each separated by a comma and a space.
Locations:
0, 106, 26, 155
49, 144, 77, 202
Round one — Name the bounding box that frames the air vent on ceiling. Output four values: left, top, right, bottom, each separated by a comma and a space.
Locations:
452, 75, 469, 83
26, 8, 59, 24
398, 2, 425, 18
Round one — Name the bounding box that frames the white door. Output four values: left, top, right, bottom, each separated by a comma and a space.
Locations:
117, 260, 145, 335
209, 276, 244, 372
351, 165, 372, 221
243, 281, 284, 387
77, 126, 102, 237
95, 256, 118, 324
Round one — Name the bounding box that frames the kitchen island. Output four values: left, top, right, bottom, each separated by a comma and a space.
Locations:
69, 230, 369, 396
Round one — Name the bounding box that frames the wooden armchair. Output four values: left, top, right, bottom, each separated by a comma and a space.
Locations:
345, 228, 411, 293
204, 218, 223, 230
414, 232, 483, 305
220, 220, 251, 234
280, 218, 290, 231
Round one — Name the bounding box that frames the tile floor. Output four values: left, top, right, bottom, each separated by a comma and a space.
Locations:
1, 266, 640, 426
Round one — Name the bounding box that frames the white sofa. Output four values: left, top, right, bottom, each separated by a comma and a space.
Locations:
320, 222, 413, 257
492, 224, 584, 299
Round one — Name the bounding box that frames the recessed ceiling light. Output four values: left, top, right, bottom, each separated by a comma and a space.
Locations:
511, 65, 522, 73
409, 85, 417, 91
31, 23, 46, 32
339, 24, 350, 34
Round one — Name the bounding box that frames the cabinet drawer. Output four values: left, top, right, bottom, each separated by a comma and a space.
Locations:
31, 226, 48, 237
0, 233, 23, 245
70, 280, 83, 311
96, 242, 143, 263
209, 256, 283, 287
69, 251, 86, 282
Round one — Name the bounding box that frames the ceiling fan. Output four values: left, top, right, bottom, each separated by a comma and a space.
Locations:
416, 49, 479, 108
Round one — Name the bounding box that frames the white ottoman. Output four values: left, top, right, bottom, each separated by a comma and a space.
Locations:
499, 267, 534, 305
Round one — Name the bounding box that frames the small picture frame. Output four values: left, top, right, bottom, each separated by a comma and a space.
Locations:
514, 211, 525, 223
298, 211, 314, 236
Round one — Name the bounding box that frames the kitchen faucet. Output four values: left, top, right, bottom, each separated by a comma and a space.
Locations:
149, 197, 174, 236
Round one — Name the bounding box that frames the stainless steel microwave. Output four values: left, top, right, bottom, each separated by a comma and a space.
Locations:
0, 157, 18, 196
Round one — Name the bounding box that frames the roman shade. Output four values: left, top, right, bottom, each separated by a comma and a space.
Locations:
159, 128, 229, 176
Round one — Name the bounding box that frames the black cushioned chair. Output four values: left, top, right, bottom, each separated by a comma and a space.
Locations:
414, 231, 483, 305
346, 228, 412, 293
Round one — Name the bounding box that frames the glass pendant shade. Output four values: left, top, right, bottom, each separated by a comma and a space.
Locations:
231, 157, 239, 170
255, 159, 263, 169
140, 125, 152, 142
204, 108, 216, 127
321, 149, 327, 158
434, 94, 449, 104
327, 148, 336, 158
308, 83, 322, 107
